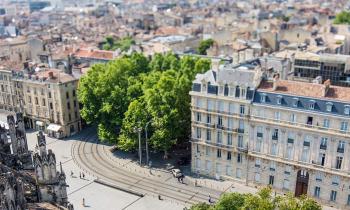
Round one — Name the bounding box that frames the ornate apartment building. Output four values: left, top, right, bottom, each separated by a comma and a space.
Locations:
190, 60, 350, 209
0, 66, 81, 138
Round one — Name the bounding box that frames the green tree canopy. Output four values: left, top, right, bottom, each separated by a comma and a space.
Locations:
102, 36, 136, 51
78, 53, 211, 156
198, 39, 214, 55
334, 11, 350, 25
189, 187, 322, 210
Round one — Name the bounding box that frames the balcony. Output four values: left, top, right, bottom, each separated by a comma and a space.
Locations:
237, 146, 248, 153
236, 128, 244, 134
272, 135, 278, 140
337, 147, 344, 153
250, 115, 350, 138
287, 138, 294, 144
257, 133, 263, 138
216, 124, 224, 130
320, 144, 327, 150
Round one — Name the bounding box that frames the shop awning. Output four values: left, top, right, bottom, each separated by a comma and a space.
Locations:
47, 124, 62, 132
36, 121, 44, 126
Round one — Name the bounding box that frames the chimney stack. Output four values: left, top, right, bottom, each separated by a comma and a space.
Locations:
272, 73, 280, 91
323, 79, 331, 97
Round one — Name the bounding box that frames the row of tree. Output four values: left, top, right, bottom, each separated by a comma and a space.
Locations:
78, 53, 211, 156
190, 187, 321, 210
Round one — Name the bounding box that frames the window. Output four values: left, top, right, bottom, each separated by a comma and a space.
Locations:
229, 103, 234, 114
227, 152, 231, 160
239, 105, 245, 115
237, 153, 242, 163
293, 98, 299, 107
206, 130, 211, 142
42, 99, 46, 106
227, 133, 232, 145
207, 99, 214, 111
235, 86, 240, 98
207, 114, 211, 124
68, 113, 72, 121
67, 102, 71, 110
236, 168, 242, 179
338, 141, 345, 153
217, 101, 224, 112
326, 102, 333, 112
301, 147, 309, 162
316, 171, 323, 182
336, 156, 343, 169
277, 95, 282, 105
239, 119, 244, 130
304, 135, 311, 147
229, 87, 235, 96
196, 158, 201, 169
340, 122, 348, 132
216, 163, 221, 174
323, 119, 330, 128
227, 118, 233, 129
285, 165, 291, 175
274, 111, 280, 121
217, 149, 221, 158
196, 128, 201, 139
260, 94, 266, 103
332, 175, 340, 186
196, 145, 200, 153
270, 161, 276, 171
35, 97, 38, 105
73, 90, 76, 97
290, 113, 296, 123
309, 101, 315, 110
66, 91, 69, 99
238, 135, 243, 148
283, 179, 290, 190
288, 132, 295, 144
48, 92, 51, 98
217, 131, 222, 144
314, 187, 320, 198
255, 173, 261, 182
205, 160, 211, 172
226, 165, 232, 176
196, 98, 202, 108
318, 153, 326, 166
271, 143, 277, 156
330, 190, 337, 202
257, 126, 263, 138
269, 175, 274, 186
272, 129, 278, 140
196, 112, 201, 122
241, 88, 246, 98
217, 116, 223, 126
255, 158, 261, 167
345, 105, 350, 115
49, 103, 53, 109
206, 147, 211, 156
255, 139, 262, 152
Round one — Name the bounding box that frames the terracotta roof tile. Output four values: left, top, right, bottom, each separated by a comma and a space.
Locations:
258, 80, 350, 103
74, 49, 114, 60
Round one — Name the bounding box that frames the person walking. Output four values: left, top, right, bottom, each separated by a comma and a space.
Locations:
82, 172, 85, 179
82, 198, 85, 207
79, 172, 81, 179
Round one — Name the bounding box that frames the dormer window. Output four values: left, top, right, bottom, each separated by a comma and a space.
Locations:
344, 105, 350, 115
309, 100, 315, 110
277, 95, 283, 105
293, 98, 299, 107
260, 94, 266, 103
326, 102, 333, 112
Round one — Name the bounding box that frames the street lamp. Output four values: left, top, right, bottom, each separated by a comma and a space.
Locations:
133, 126, 142, 165
145, 120, 152, 166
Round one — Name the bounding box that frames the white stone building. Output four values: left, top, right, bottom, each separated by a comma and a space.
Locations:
190, 60, 350, 209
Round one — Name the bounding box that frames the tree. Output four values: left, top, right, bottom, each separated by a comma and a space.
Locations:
334, 11, 350, 25
214, 193, 246, 210
198, 39, 214, 55
190, 202, 211, 210
102, 36, 135, 51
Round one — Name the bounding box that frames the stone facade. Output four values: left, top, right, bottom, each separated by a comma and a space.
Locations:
190, 61, 350, 209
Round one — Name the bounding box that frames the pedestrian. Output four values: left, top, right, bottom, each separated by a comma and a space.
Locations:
208, 195, 212, 204
194, 179, 197, 187
82, 198, 85, 207
70, 171, 73, 177
79, 172, 81, 179
158, 195, 161, 200
177, 177, 180, 182
82, 172, 85, 179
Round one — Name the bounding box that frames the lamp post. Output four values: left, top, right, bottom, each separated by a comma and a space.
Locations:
145, 120, 152, 166
134, 126, 142, 165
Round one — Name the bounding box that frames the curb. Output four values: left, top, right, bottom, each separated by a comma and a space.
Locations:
94, 179, 144, 198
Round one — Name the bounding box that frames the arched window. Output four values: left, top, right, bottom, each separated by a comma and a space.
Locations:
235, 86, 240, 98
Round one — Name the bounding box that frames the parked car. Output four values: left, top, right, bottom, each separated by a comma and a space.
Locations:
171, 169, 183, 178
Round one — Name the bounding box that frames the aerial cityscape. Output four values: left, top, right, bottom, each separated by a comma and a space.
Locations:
1, 0, 350, 209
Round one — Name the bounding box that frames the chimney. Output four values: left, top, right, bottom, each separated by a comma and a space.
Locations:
48, 71, 54, 79
322, 79, 331, 97
272, 73, 280, 91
